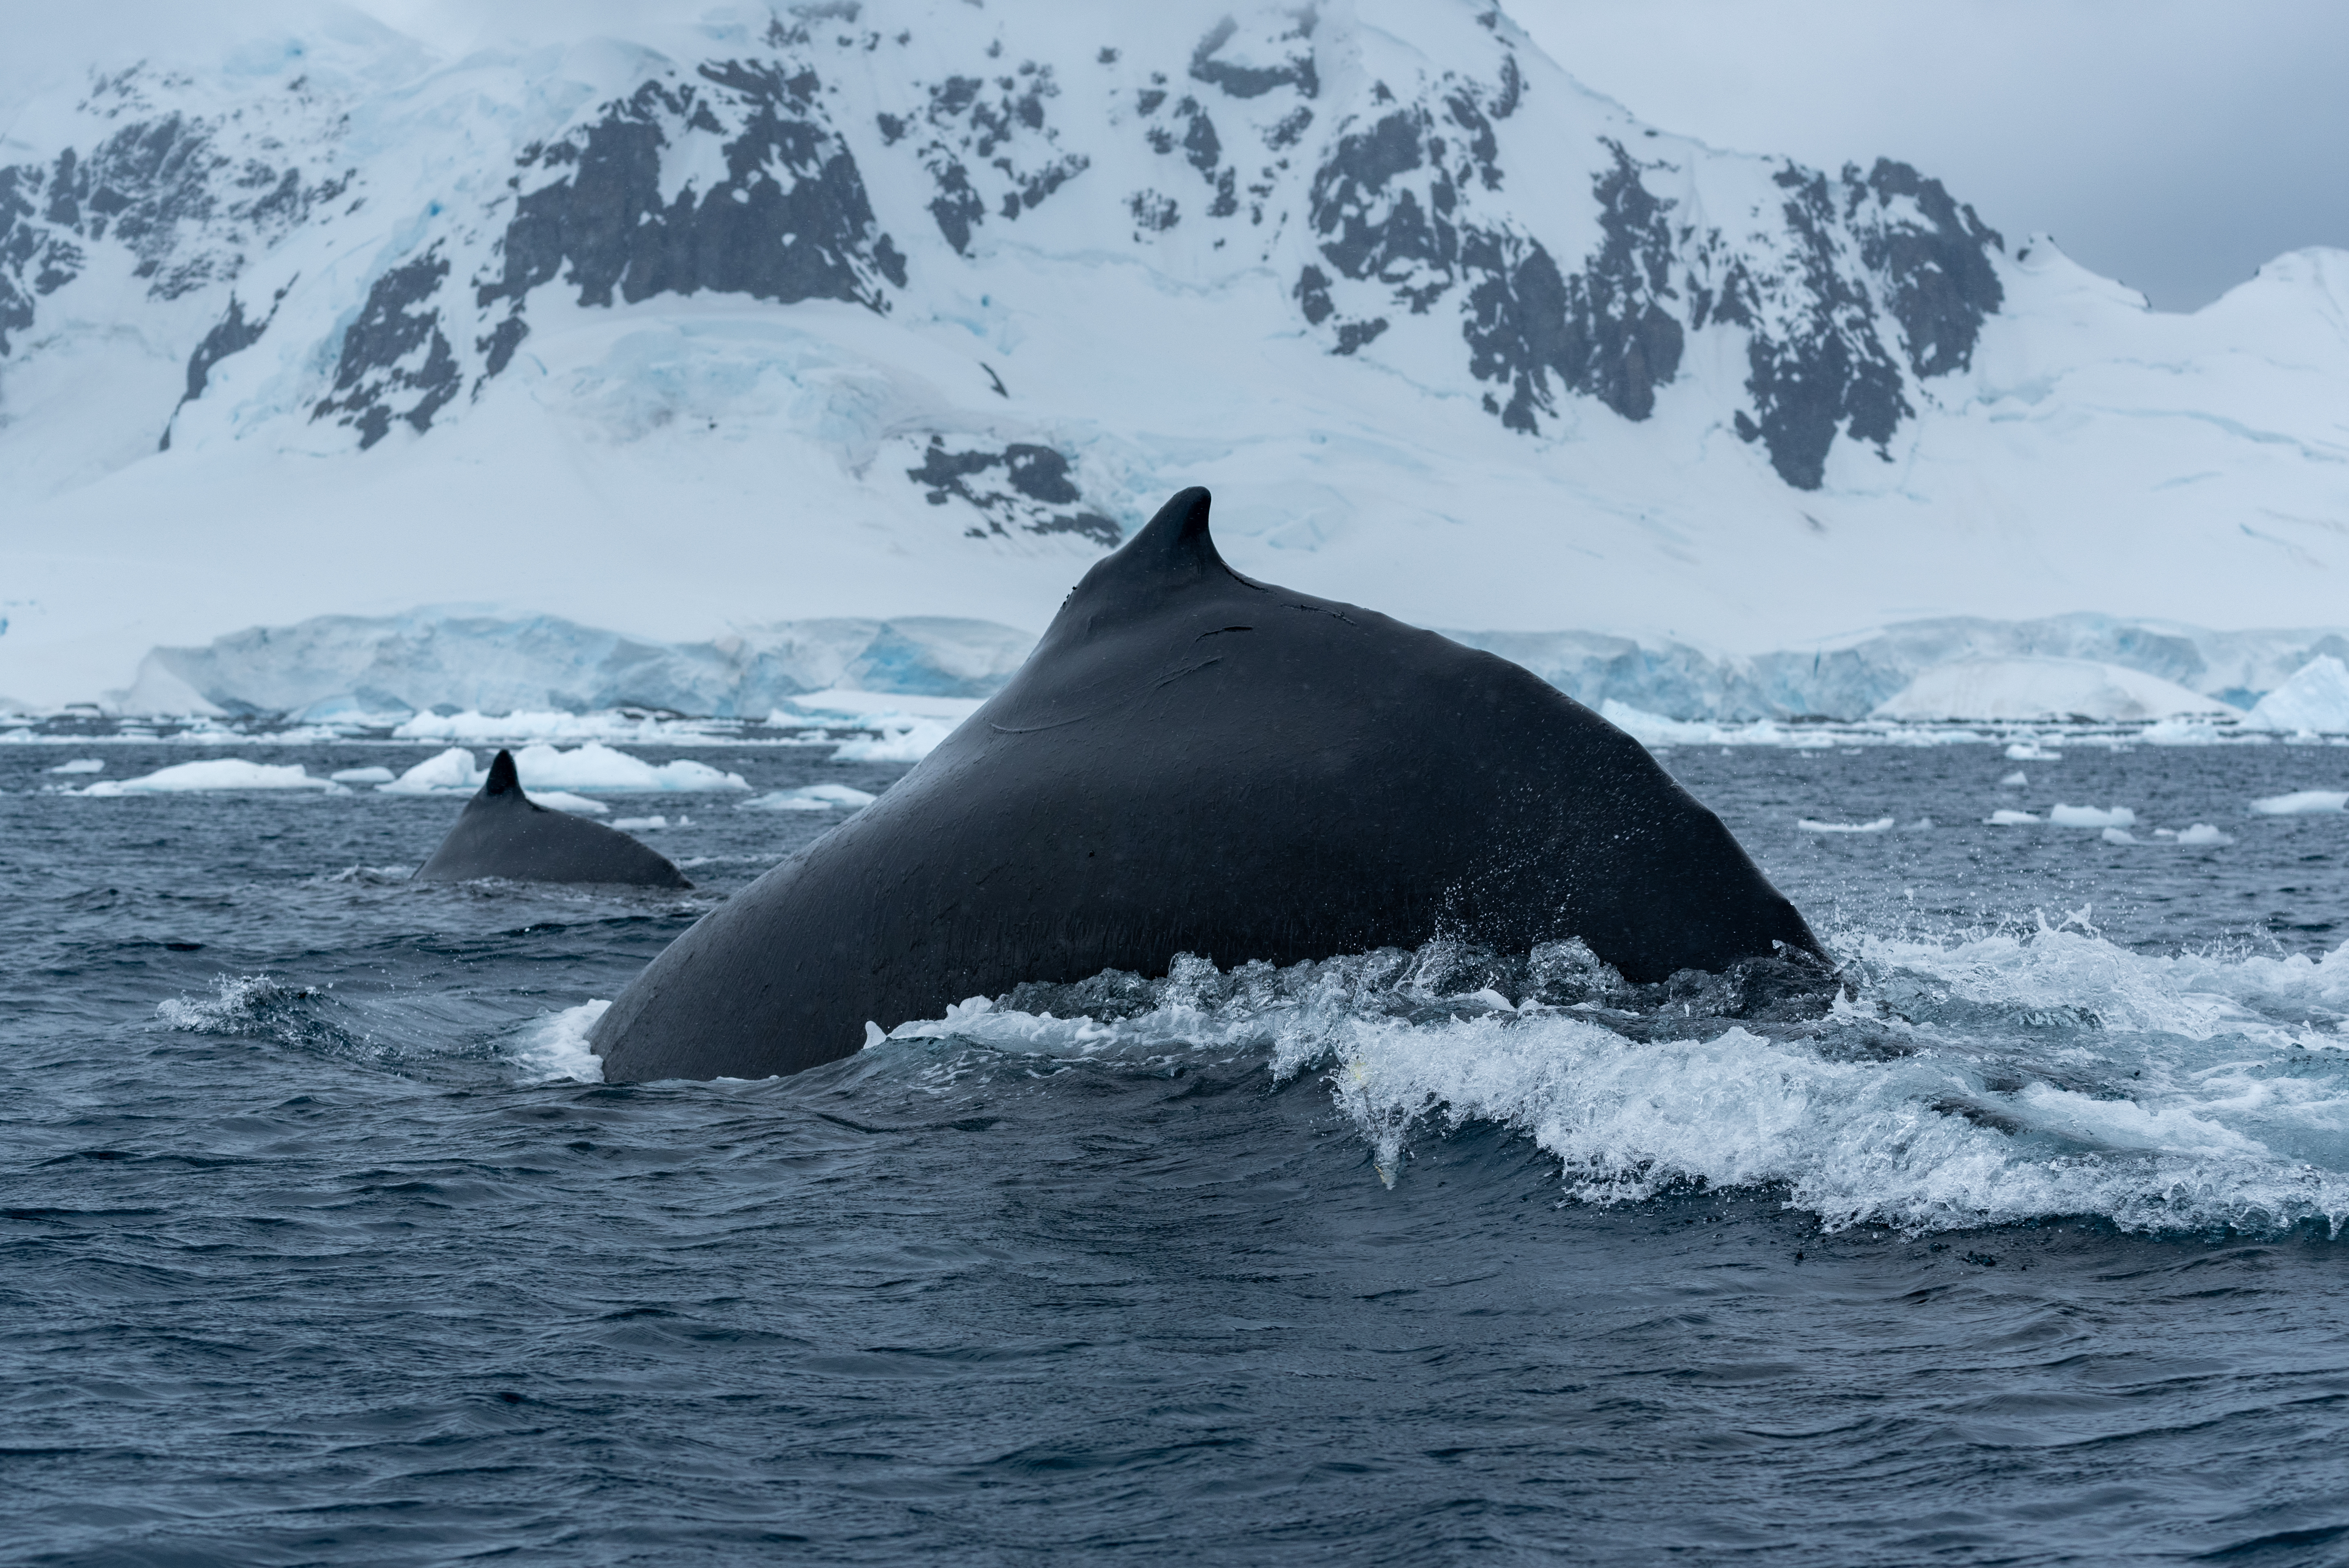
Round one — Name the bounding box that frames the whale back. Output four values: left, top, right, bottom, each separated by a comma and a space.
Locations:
415, 750, 691, 888
591, 489, 1816, 1080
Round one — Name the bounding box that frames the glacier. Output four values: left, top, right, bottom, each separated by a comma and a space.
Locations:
0, 1, 2345, 711
74, 605, 2349, 726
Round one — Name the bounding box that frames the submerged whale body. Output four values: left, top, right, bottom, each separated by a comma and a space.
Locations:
592, 488, 1822, 1081
415, 750, 690, 888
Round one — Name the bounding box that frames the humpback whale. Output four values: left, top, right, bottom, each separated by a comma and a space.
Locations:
415, 750, 690, 888
592, 488, 1821, 1081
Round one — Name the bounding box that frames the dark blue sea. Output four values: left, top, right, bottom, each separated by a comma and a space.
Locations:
4, 725, 2347, 1566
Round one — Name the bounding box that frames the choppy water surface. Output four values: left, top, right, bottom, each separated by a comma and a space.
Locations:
4, 733, 2347, 1565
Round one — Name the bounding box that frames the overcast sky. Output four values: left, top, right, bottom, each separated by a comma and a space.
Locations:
1504, 0, 2349, 311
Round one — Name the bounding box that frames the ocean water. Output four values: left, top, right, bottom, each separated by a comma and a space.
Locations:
3, 731, 2347, 1566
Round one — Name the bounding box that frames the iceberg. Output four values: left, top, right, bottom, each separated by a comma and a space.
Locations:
2244, 656, 2349, 734
80, 759, 343, 794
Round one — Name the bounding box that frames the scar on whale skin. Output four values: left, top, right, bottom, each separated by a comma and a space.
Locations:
414, 750, 690, 888
591, 486, 1824, 1082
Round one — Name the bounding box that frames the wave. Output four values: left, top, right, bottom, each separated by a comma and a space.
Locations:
846, 929, 2349, 1238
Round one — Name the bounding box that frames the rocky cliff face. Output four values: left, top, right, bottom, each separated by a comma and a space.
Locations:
0, 0, 2006, 499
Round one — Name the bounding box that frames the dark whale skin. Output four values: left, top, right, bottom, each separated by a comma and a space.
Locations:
591, 488, 1820, 1081
415, 750, 690, 888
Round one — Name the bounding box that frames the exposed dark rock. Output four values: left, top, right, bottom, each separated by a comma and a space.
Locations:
479, 61, 904, 315
907, 63, 1089, 253
312, 250, 459, 449
160, 282, 292, 449
1857, 158, 2004, 377
1129, 190, 1179, 233
905, 436, 1121, 545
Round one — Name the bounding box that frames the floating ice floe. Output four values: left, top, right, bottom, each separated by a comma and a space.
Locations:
1872, 656, 2237, 724
2049, 804, 2136, 828
1986, 809, 2041, 825
2176, 824, 2234, 845
534, 792, 609, 815
2244, 656, 2349, 735
740, 784, 878, 812
2004, 742, 2061, 761
1797, 817, 1894, 833
329, 765, 395, 784
1999, 770, 2027, 787
2251, 790, 2349, 816
610, 815, 669, 830
45, 758, 103, 774
377, 744, 748, 796
832, 718, 958, 763
79, 759, 344, 795
2101, 827, 2137, 845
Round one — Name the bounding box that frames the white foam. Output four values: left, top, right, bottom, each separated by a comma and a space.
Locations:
862, 932, 2349, 1236
740, 783, 877, 812
1797, 817, 1894, 833
512, 999, 609, 1083
80, 759, 344, 794
2049, 803, 2136, 828
2251, 790, 2348, 816
329, 765, 396, 784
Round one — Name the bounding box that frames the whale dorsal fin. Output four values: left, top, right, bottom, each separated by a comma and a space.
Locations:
483, 749, 523, 800
1085, 486, 1258, 599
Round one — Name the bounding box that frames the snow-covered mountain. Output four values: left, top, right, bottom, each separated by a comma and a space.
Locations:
2, 0, 2345, 712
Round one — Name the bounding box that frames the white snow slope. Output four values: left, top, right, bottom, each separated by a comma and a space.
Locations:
2, 0, 2346, 709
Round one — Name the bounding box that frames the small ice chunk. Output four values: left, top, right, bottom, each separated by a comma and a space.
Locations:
2004, 743, 2062, 761
1986, 809, 2041, 825
2153, 828, 2178, 839
2249, 790, 2348, 816
1998, 770, 2027, 787
741, 783, 879, 812
330, 765, 396, 784
46, 758, 104, 774
2049, 803, 2136, 828
1796, 816, 1894, 833
610, 815, 667, 831
2100, 827, 2137, 845
80, 759, 344, 795
2175, 823, 2233, 846
531, 791, 609, 815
